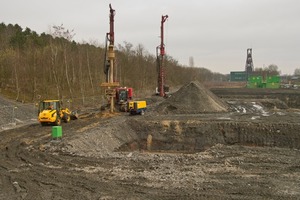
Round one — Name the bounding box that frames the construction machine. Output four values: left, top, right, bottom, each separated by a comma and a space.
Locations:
128, 101, 147, 115
38, 100, 77, 126
115, 87, 133, 112
101, 4, 118, 113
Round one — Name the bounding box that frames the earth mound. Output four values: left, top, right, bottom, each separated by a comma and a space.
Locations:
156, 81, 228, 114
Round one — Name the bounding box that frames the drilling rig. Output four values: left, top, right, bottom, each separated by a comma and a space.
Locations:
156, 15, 169, 97
101, 4, 119, 113
102, 4, 134, 113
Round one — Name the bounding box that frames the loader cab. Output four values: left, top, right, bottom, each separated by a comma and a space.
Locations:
118, 89, 128, 102
115, 87, 133, 103
39, 100, 61, 113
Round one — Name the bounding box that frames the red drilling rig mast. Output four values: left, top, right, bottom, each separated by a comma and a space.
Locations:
156, 15, 168, 97
104, 3, 116, 83
102, 4, 119, 113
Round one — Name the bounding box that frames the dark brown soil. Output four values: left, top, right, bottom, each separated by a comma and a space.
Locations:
1, 84, 300, 200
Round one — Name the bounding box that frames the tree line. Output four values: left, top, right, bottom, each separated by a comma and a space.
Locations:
0, 23, 227, 106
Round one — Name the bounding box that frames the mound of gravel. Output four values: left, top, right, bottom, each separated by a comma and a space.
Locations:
156, 81, 228, 114
58, 115, 139, 157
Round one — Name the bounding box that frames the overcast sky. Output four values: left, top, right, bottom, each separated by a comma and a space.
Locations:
1, 0, 299, 75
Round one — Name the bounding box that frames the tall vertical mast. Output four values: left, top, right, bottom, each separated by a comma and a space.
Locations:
102, 4, 118, 113
157, 15, 168, 97
107, 3, 115, 83
108, 4, 115, 46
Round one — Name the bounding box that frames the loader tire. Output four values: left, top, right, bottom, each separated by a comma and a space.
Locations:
55, 117, 61, 126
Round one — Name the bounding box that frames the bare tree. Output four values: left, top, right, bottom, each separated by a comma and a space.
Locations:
255, 64, 280, 75
51, 24, 76, 100
294, 68, 300, 76
49, 38, 61, 99
86, 50, 95, 101
13, 49, 20, 101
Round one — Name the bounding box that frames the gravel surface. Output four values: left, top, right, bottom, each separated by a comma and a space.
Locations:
0, 96, 37, 131
1, 84, 300, 200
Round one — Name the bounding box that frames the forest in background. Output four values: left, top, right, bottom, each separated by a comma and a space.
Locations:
0, 23, 227, 107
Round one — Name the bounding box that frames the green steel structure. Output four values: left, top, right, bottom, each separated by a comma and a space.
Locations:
247, 75, 280, 89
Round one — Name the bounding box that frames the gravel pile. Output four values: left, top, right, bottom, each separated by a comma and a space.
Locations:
53, 114, 139, 158
156, 81, 229, 114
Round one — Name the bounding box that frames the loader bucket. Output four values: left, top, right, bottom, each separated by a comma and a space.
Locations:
70, 111, 79, 120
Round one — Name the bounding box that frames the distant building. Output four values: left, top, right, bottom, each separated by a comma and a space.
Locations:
229, 48, 254, 82
230, 71, 247, 82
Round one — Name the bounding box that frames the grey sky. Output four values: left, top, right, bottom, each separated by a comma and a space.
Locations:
1, 0, 299, 75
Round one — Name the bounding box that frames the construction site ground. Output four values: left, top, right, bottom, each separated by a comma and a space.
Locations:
1, 84, 300, 200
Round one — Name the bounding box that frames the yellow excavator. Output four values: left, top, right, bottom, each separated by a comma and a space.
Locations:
38, 100, 78, 126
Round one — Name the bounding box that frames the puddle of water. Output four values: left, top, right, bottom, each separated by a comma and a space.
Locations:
217, 117, 232, 120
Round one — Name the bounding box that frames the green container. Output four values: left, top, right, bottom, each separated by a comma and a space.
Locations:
261, 83, 267, 88
257, 82, 266, 88
248, 76, 262, 83
52, 126, 62, 138
266, 76, 280, 83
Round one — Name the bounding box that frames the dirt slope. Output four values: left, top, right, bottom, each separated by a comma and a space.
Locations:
1, 89, 300, 199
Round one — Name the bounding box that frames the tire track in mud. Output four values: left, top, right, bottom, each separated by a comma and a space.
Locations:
1, 114, 300, 199
0, 122, 103, 200
0, 118, 179, 200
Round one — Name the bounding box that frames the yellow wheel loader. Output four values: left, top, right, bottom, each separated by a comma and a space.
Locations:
38, 100, 78, 126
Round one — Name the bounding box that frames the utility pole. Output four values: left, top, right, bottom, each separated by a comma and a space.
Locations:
156, 15, 168, 97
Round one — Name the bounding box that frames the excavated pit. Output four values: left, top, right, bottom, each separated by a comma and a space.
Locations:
118, 81, 300, 153
118, 118, 300, 153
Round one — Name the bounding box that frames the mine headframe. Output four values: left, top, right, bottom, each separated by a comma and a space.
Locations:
245, 48, 254, 76
156, 15, 168, 97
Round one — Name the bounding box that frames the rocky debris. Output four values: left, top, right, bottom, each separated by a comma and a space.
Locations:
12, 181, 28, 199
0, 95, 37, 131
51, 114, 139, 158
156, 81, 229, 114
1, 91, 300, 199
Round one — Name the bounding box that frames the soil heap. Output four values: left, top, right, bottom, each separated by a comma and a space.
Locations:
156, 81, 228, 114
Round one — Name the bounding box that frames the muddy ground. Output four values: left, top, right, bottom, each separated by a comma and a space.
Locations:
0, 85, 300, 200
